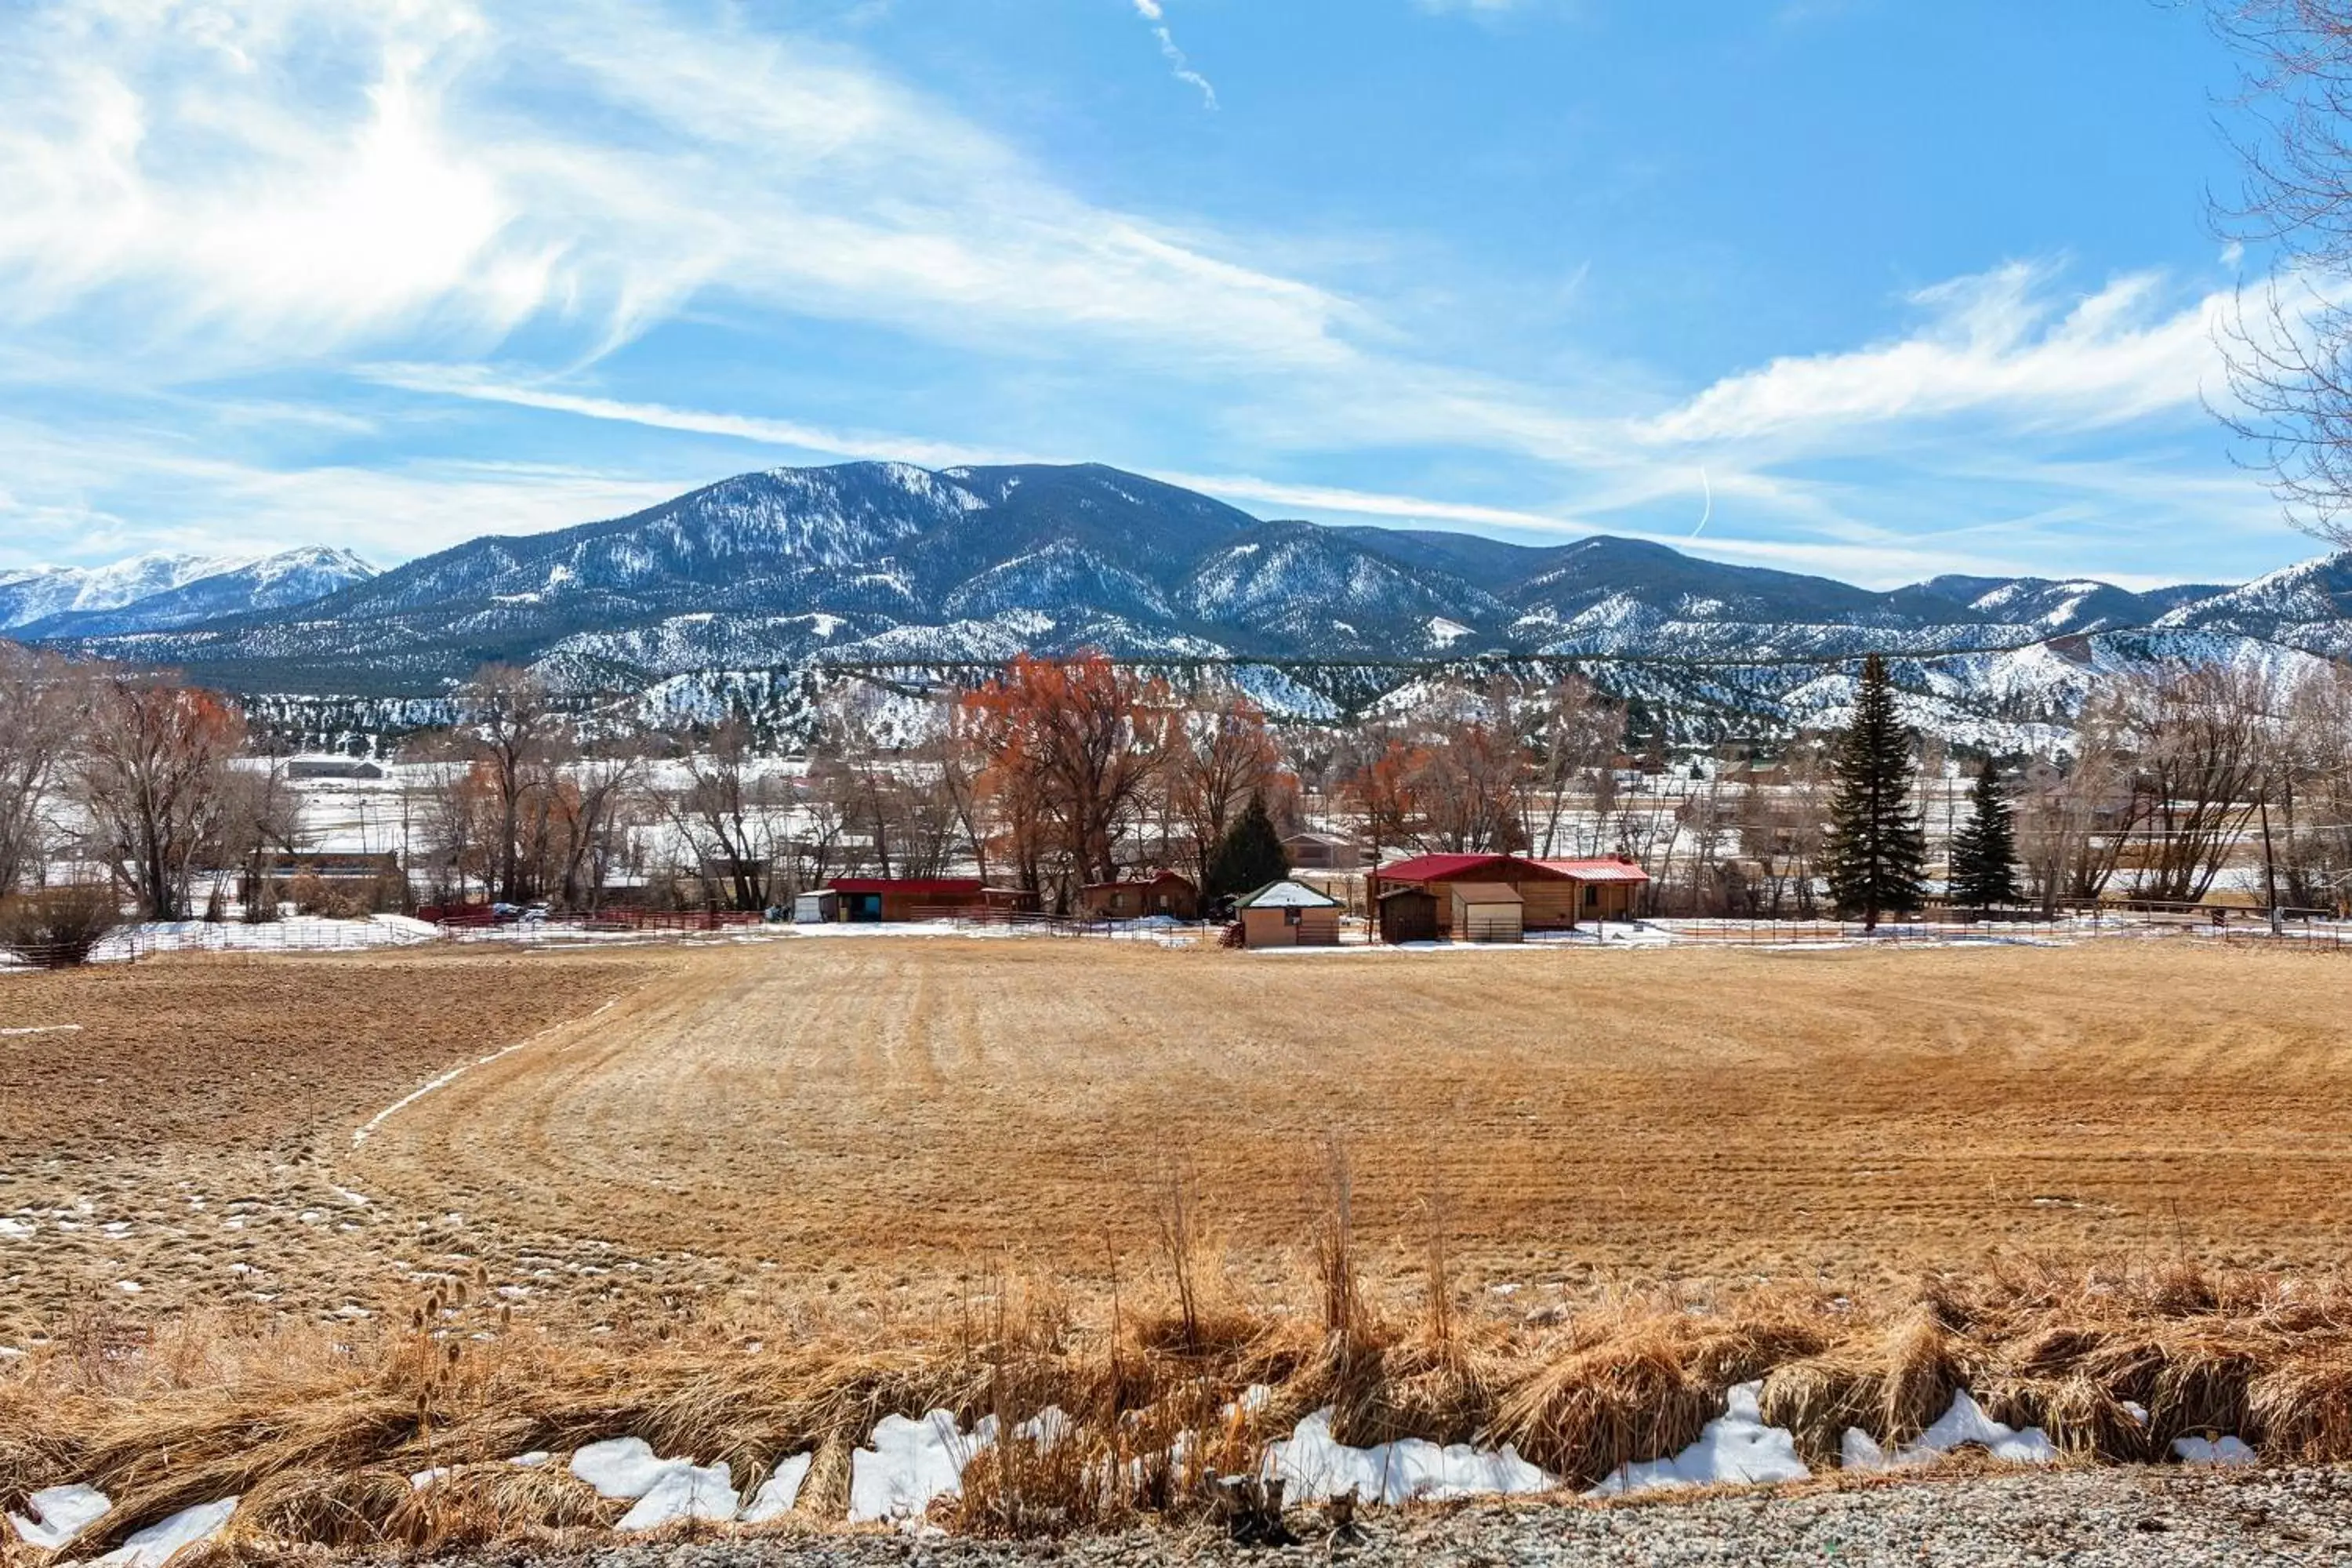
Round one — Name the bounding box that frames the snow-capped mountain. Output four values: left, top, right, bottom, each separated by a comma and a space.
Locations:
2, 547, 377, 637
21, 460, 2352, 750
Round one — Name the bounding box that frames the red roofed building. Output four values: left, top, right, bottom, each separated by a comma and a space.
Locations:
1369, 852, 1648, 941
825, 877, 989, 922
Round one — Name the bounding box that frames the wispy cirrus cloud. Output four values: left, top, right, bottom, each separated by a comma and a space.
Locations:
1638, 263, 2229, 449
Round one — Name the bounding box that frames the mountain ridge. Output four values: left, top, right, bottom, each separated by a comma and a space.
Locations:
12, 464, 2347, 740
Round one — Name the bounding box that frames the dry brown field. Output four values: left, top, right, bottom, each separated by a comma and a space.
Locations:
4, 933, 2350, 1343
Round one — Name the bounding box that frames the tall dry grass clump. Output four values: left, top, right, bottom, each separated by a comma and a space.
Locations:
17, 1248, 2352, 1550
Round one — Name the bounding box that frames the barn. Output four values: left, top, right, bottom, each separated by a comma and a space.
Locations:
824, 877, 989, 922
1079, 871, 1199, 921
1233, 879, 1341, 948
1369, 853, 1649, 940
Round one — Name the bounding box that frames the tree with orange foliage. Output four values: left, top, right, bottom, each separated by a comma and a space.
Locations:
76, 676, 248, 920
959, 653, 1174, 898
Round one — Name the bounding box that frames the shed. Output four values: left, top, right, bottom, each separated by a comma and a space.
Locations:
1449, 882, 1525, 943
792, 889, 840, 924
1375, 884, 1439, 944
826, 877, 988, 922
1233, 879, 1342, 949
1282, 829, 1363, 873
1079, 870, 1199, 921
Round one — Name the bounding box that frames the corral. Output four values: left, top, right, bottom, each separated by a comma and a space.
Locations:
5, 935, 2350, 1340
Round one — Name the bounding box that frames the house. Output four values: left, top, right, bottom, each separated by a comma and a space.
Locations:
824, 877, 988, 922
285, 757, 387, 781
1233, 879, 1341, 948
263, 851, 401, 885
1079, 870, 1198, 921
1533, 858, 1651, 923
1368, 852, 1650, 939
1282, 829, 1363, 873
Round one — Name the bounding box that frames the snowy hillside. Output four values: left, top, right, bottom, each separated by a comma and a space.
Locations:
16, 459, 2352, 750
2, 548, 376, 636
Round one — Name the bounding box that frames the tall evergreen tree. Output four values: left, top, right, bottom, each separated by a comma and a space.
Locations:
1205, 793, 1290, 902
1821, 654, 1926, 929
1947, 757, 2022, 914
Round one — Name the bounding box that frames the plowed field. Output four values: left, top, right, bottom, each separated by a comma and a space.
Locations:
5, 935, 2350, 1344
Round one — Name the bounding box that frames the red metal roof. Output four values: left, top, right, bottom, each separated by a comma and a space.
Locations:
827, 878, 985, 895
1534, 858, 1653, 884
1373, 853, 1576, 884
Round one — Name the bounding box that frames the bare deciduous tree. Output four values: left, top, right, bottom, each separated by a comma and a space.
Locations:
0, 646, 85, 898
77, 677, 246, 920
2213, 1, 2352, 539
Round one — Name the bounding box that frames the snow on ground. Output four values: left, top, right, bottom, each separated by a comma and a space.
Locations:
2174, 1435, 2258, 1467
848, 1410, 996, 1524
570, 1438, 679, 1498
7, 1484, 111, 1550
739, 1454, 815, 1523
1842, 1392, 2057, 1470
618, 1461, 739, 1531
93, 1497, 237, 1568
1266, 1409, 1554, 1504
1587, 1383, 1809, 1496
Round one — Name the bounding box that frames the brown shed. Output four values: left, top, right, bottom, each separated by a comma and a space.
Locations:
1375, 885, 1439, 944
1234, 879, 1342, 949
1079, 871, 1199, 921
826, 877, 989, 922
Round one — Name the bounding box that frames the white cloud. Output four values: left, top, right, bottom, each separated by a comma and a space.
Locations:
1639, 263, 2228, 448
0, 0, 1319, 378
367, 365, 1051, 471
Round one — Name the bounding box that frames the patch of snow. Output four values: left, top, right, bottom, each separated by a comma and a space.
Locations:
1269, 1408, 1555, 1505
848, 1410, 996, 1524
0, 1023, 80, 1036
1426, 616, 1471, 648
1842, 1390, 2057, 1470
571, 1438, 677, 1499
1587, 1383, 1808, 1496
93, 1497, 238, 1568
738, 1453, 814, 1523
9, 1484, 112, 1550
617, 1461, 738, 1531
2174, 1434, 2257, 1467
509, 1451, 552, 1468
113, 1280, 142, 1294
0, 1218, 32, 1240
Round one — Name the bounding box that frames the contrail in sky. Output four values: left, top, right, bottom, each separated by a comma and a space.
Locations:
1131, 1, 1218, 108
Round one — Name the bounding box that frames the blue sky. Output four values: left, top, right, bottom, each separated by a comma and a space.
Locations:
0, 0, 2315, 588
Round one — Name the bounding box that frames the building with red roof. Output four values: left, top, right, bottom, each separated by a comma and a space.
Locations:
1368, 852, 1648, 942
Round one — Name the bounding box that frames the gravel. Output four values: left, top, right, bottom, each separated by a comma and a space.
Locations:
418, 1465, 2352, 1568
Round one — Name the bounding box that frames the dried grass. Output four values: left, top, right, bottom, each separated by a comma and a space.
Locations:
16, 1254, 2352, 1548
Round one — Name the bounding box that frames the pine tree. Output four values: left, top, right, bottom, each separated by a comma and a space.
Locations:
1821, 654, 1926, 929
1947, 757, 2022, 915
1206, 793, 1290, 902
